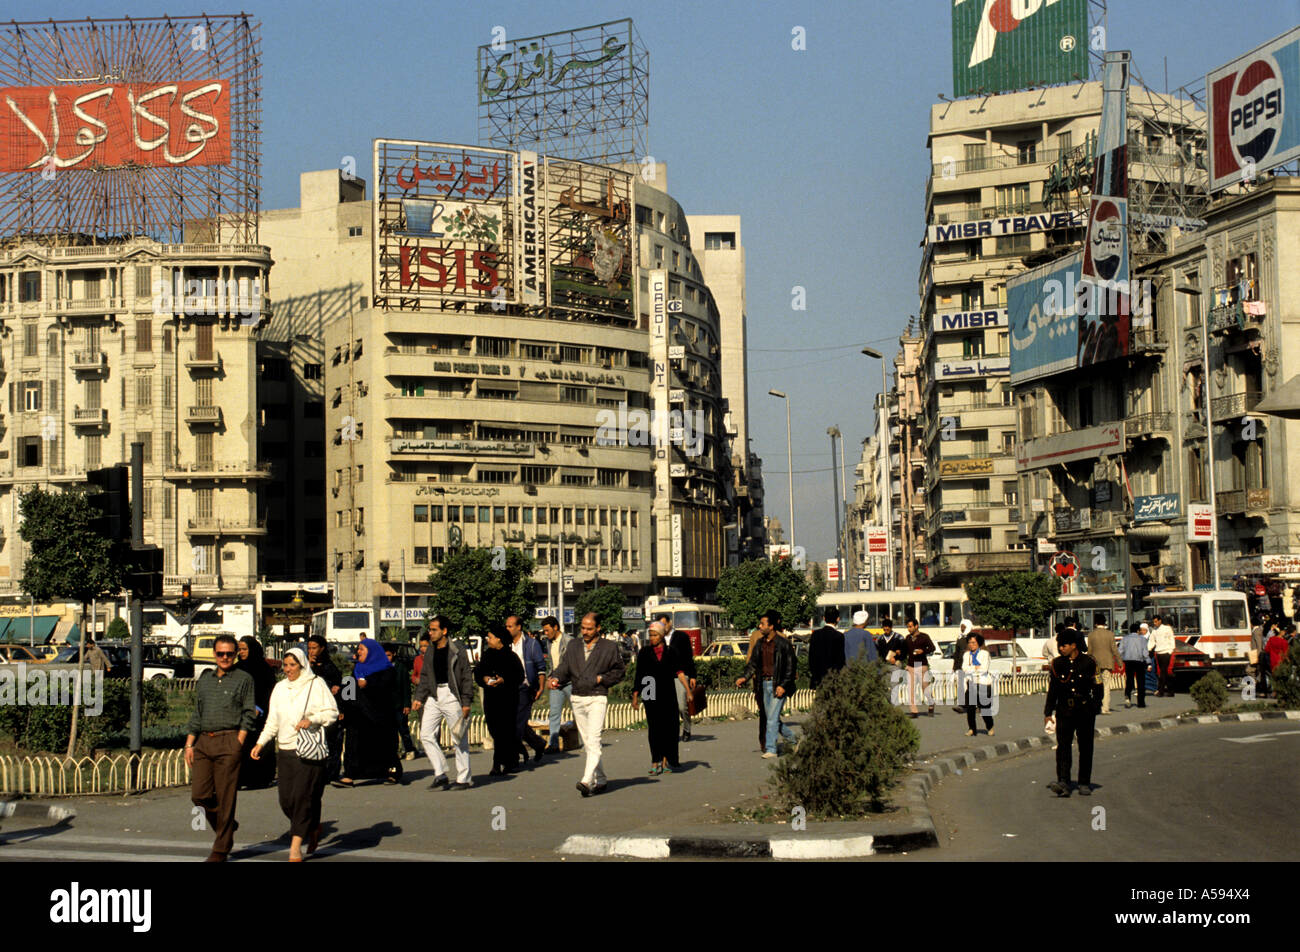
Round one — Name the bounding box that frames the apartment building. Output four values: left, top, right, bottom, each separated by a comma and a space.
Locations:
0, 237, 272, 597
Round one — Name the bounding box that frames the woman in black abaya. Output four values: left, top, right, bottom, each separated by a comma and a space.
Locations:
632, 621, 690, 774
235, 635, 277, 788
475, 623, 525, 776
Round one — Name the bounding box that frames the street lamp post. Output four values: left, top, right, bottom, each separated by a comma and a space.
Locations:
828, 426, 844, 592
861, 348, 892, 589
1176, 283, 1221, 589
768, 390, 796, 558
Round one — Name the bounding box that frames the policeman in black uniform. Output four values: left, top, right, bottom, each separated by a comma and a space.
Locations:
1044, 628, 1103, 797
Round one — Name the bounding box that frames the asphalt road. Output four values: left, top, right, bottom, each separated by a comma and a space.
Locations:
912, 719, 1300, 861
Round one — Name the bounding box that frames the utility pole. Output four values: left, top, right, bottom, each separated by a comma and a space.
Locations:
129, 441, 145, 765
828, 427, 844, 592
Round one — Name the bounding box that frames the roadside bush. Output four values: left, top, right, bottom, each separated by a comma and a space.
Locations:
693, 654, 811, 692
106, 617, 129, 641
1271, 640, 1300, 708
1190, 670, 1229, 713
771, 660, 920, 816
0, 679, 168, 754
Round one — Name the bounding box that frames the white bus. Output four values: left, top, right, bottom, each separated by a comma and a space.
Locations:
1051, 593, 1131, 636
815, 589, 970, 643
310, 607, 377, 644
1143, 590, 1251, 674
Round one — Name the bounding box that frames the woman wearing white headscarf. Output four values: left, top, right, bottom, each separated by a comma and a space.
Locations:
252, 647, 339, 861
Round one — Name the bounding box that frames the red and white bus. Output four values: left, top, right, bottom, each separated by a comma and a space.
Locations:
642, 602, 738, 656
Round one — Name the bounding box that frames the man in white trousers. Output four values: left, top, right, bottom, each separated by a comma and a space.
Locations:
549, 612, 626, 797
411, 614, 474, 790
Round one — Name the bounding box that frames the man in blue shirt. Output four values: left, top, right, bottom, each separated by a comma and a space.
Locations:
1119, 622, 1150, 709
843, 611, 880, 665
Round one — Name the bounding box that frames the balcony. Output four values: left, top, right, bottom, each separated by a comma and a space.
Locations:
71, 407, 108, 428
185, 517, 268, 536
164, 574, 220, 591
1125, 411, 1173, 442
72, 350, 109, 373
938, 551, 1033, 574
1209, 300, 1266, 336
1210, 391, 1262, 422
929, 148, 1062, 180
166, 461, 272, 481
185, 350, 222, 371
185, 405, 222, 425
1216, 488, 1270, 516
55, 297, 124, 315
1129, 328, 1168, 354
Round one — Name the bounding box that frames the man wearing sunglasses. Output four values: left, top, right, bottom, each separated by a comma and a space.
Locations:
185, 633, 257, 861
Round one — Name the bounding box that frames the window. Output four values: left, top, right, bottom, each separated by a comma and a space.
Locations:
20, 436, 41, 467
304, 363, 323, 381
704, 232, 736, 250
994, 184, 1030, 215
995, 234, 1032, 255
1016, 139, 1037, 164
447, 506, 460, 522
963, 143, 985, 170
140, 432, 153, 463
24, 323, 38, 357
476, 337, 511, 358
414, 505, 428, 523
522, 507, 533, 524
414, 547, 429, 565
400, 379, 425, 397
136, 319, 152, 352
195, 323, 214, 361
1057, 131, 1073, 154
574, 509, 585, 526
195, 488, 214, 520
478, 469, 513, 484
462, 506, 476, 524
85, 434, 101, 467
136, 374, 153, 409
348, 226, 363, 237
430, 506, 443, 522
22, 382, 42, 411
19, 271, 40, 302
962, 336, 984, 359
493, 507, 505, 524
196, 432, 214, 466
535, 507, 547, 525
136, 266, 152, 298
478, 506, 490, 523
163, 431, 172, 465
508, 506, 519, 523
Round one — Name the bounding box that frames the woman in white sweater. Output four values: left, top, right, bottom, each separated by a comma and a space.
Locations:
962, 633, 995, 736
252, 647, 339, 861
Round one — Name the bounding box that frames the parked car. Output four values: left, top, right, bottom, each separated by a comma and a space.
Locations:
931, 639, 1047, 675
0, 644, 51, 664
94, 642, 196, 680
700, 637, 752, 660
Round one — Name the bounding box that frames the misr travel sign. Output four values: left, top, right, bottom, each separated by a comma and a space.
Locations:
927, 209, 1084, 243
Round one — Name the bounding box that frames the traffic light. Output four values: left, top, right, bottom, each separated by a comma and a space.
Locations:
128, 545, 163, 600
87, 464, 130, 542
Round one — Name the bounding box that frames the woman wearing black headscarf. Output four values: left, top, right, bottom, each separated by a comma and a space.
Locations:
474, 624, 525, 776
236, 635, 277, 788
336, 638, 403, 787
632, 621, 690, 773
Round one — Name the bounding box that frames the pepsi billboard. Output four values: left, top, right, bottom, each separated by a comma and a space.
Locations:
952, 0, 1088, 97
1207, 27, 1300, 192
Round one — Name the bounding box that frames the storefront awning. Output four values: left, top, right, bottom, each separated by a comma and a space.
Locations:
3, 616, 58, 643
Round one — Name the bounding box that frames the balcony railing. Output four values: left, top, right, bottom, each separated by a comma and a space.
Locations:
1216, 488, 1270, 515
56, 297, 124, 314
186, 517, 268, 535
930, 148, 1061, 179
72, 350, 109, 372
71, 407, 108, 426
185, 350, 222, 370
1125, 411, 1173, 440
185, 405, 222, 424
166, 461, 272, 479
1209, 300, 1265, 336
1129, 328, 1168, 353
1210, 390, 1262, 422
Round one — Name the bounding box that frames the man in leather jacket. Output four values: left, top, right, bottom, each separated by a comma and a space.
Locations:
736, 611, 798, 758
1044, 629, 1104, 797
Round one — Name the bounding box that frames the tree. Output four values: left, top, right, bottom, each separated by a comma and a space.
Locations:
965, 571, 1061, 632
716, 557, 815, 632
428, 546, 537, 637
772, 661, 919, 815
808, 562, 827, 599
19, 487, 132, 755
573, 584, 626, 634
106, 617, 129, 641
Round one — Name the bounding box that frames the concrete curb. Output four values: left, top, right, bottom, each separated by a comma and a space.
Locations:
555, 710, 1299, 859
0, 801, 77, 825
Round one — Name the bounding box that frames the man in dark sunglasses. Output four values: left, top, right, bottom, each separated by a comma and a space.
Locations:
185, 633, 256, 861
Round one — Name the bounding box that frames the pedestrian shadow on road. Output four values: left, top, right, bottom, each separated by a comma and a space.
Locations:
596, 777, 658, 794
315, 820, 403, 857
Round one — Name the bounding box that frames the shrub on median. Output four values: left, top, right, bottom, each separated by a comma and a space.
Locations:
1189, 670, 1229, 713
771, 660, 919, 816
1271, 640, 1300, 708
0, 680, 168, 754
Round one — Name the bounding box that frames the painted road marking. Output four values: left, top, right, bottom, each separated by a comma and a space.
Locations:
1220, 730, 1300, 744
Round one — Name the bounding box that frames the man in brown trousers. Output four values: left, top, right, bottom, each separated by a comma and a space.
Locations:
185, 633, 257, 861
1086, 613, 1124, 715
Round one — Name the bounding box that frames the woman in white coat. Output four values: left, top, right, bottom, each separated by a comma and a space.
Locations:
252, 647, 339, 861
962, 633, 995, 736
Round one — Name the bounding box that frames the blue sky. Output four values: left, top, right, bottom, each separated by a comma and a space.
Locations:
13, 0, 1300, 562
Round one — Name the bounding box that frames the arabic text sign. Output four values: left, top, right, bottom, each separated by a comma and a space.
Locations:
1188, 503, 1215, 541
865, 527, 889, 555
936, 356, 1010, 378
927, 209, 1084, 244
1133, 493, 1180, 523
1207, 26, 1300, 191
939, 458, 994, 477
479, 24, 632, 102
0, 81, 230, 171
1009, 250, 1082, 384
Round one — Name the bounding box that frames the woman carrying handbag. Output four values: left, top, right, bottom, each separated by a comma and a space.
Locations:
252, 647, 339, 861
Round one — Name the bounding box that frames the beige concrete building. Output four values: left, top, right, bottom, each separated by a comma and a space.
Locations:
0, 236, 272, 597
285, 158, 746, 609
920, 81, 1203, 583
